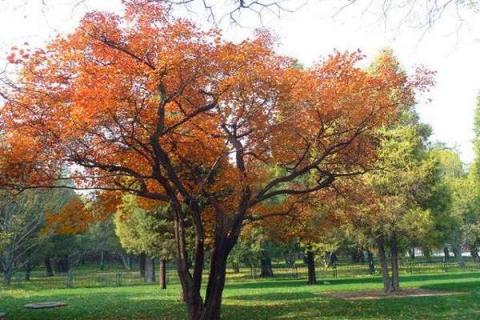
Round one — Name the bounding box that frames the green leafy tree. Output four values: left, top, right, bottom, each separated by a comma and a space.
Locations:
115, 195, 176, 288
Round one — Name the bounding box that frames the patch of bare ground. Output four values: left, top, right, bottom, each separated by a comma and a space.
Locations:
325, 289, 465, 300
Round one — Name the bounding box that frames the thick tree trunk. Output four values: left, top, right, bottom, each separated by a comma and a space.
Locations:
260, 251, 274, 278
159, 258, 167, 289
367, 250, 375, 274
376, 236, 393, 293
306, 250, 316, 285
199, 245, 229, 320
45, 257, 54, 277
390, 233, 400, 292
144, 257, 155, 283
139, 253, 146, 277
443, 247, 450, 262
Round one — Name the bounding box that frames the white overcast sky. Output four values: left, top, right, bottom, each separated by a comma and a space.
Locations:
1, 0, 479, 163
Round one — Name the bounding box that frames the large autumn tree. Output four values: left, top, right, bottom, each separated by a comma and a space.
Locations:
0, 1, 430, 318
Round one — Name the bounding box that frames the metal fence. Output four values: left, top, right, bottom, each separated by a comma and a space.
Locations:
5, 257, 480, 290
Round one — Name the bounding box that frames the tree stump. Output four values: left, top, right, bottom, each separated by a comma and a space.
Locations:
24, 301, 67, 309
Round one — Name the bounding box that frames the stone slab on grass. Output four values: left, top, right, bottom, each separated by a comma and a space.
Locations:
24, 301, 67, 309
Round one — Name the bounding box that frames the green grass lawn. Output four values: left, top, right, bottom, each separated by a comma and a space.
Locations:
2, 271, 480, 319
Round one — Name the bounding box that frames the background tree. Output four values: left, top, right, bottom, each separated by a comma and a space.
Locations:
0, 188, 76, 285
115, 194, 176, 288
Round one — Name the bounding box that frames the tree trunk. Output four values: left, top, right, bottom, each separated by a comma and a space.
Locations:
260, 251, 273, 278
139, 253, 146, 277
120, 253, 132, 270
3, 271, 11, 286
453, 243, 465, 267
199, 244, 230, 320
376, 236, 393, 293
306, 250, 316, 285
443, 247, 449, 262
45, 257, 54, 277
471, 246, 479, 262
144, 257, 155, 283
390, 233, 400, 292
367, 250, 375, 274
55, 255, 70, 273
25, 262, 33, 281
232, 262, 240, 273
424, 248, 432, 262
408, 247, 415, 259
159, 258, 167, 289
351, 249, 364, 263
328, 252, 337, 267
99, 250, 105, 270
323, 251, 330, 267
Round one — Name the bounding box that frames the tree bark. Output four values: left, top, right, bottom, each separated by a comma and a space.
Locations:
453, 243, 465, 267
45, 257, 54, 277
159, 258, 167, 289
351, 249, 364, 263
2, 270, 12, 286
55, 255, 69, 273
232, 262, 240, 273
139, 253, 146, 277
25, 262, 33, 281
306, 250, 316, 285
367, 250, 375, 274
199, 244, 229, 320
144, 257, 155, 283
120, 253, 132, 270
376, 236, 393, 293
99, 250, 105, 270
390, 233, 400, 292
260, 251, 274, 278
471, 246, 479, 262
443, 247, 449, 262
408, 247, 415, 259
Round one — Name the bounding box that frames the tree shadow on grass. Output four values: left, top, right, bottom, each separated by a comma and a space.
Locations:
222, 290, 480, 320
228, 291, 317, 301
225, 272, 480, 292
420, 279, 480, 292
314, 271, 480, 286
0, 287, 185, 320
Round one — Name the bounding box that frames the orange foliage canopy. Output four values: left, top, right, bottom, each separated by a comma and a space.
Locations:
43, 197, 93, 235
0, 0, 432, 315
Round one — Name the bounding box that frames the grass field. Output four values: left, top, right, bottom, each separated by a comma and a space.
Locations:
2, 271, 480, 319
